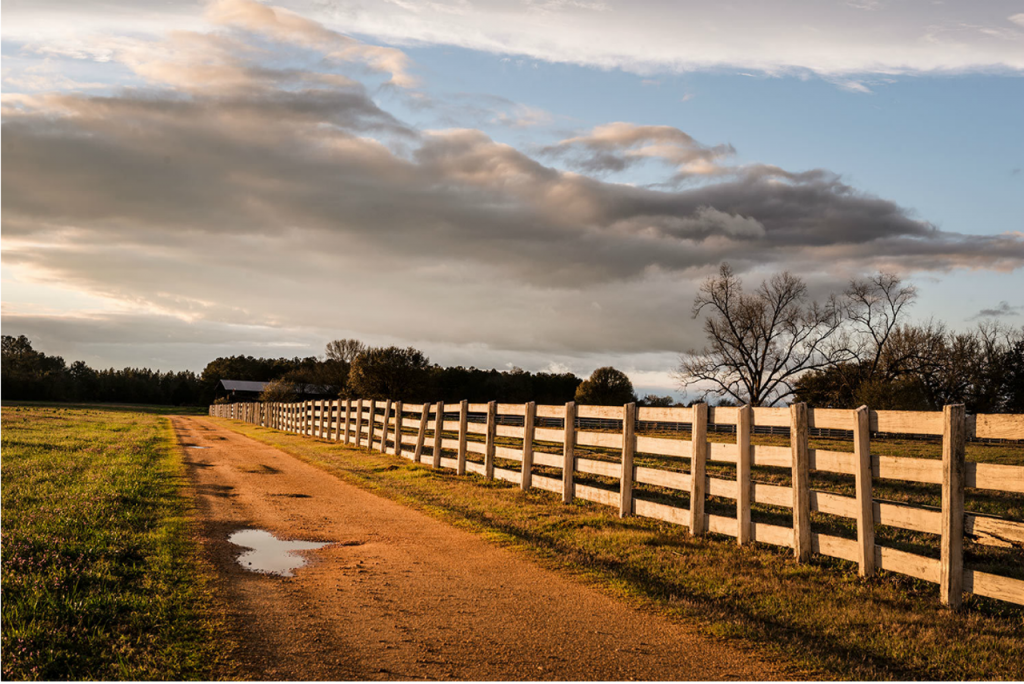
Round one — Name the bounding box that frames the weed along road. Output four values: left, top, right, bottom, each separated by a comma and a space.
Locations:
172, 416, 785, 680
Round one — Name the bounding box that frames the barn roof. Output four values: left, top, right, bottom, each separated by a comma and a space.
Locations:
220, 379, 268, 392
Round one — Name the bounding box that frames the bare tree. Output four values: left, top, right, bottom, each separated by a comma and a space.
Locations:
843, 272, 917, 377
325, 339, 366, 364
677, 264, 846, 406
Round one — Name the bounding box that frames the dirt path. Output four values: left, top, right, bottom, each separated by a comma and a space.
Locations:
173, 416, 786, 681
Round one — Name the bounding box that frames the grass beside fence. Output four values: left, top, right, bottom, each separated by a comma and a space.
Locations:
218, 417, 1024, 681
1, 405, 227, 680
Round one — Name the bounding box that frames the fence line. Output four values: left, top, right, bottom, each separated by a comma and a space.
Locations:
209, 399, 1024, 608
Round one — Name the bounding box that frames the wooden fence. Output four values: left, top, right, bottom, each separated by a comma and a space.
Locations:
209, 399, 1024, 608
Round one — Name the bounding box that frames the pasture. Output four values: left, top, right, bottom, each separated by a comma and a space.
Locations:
1, 405, 225, 680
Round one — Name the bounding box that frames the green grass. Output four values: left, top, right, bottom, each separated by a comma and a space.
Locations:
220, 417, 1024, 681
1, 405, 227, 680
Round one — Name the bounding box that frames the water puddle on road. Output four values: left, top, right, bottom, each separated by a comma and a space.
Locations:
184, 445, 210, 449
228, 529, 329, 577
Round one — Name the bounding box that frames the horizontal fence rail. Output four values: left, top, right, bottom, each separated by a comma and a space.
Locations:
210, 399, 1024, 608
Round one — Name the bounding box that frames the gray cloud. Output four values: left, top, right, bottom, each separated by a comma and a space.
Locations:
972, 301, 1023, 319
3, 3, 1023, 373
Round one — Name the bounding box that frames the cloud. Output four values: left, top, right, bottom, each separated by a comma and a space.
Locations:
972, 301, 1022, 319
3, 2, 1024, 370
543, 122, 735, 175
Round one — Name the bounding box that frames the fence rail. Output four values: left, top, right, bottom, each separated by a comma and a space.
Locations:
210, 399, 1024, 608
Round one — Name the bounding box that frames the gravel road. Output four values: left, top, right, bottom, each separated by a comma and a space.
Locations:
172, 416, 785, 681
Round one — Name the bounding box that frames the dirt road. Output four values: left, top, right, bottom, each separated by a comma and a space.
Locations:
173, 416, 785, 680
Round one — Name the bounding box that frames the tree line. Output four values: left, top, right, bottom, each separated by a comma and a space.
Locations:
676, 265, 1024, 412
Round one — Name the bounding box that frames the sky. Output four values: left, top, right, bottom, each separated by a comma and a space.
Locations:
2, 0, 1023, 399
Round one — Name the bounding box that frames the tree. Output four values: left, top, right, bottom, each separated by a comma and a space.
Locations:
259, 378, 298, 402
574, 367, 637, 405
347, 346, 431, 400
325, 339, 366, 364
640, 394, 675, 407
677, 264, 845, 406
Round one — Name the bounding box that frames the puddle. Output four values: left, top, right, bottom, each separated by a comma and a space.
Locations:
184, 445, 210, 449
228, 529, 329, 577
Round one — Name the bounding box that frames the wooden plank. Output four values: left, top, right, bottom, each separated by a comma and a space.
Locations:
496, 424, 524, 438
636, 406, 691, 423
562, 402, 576, 504
466, 422, 488, 435
736, 405, 752, 545
465, 461, 485, 476
872, 409, 944, 436
620, 403, 636, 519
432, 401, 445, 468
941, 404, 966, 608
441, 438, 460, 450
414, 403, 429, 463
535, 405, 564, 419
576, 457, 621, 478
497, 403, 527, 416
752, 482, 792, 508
752, 445, 791, 468
875, 455, 943, 484
366, 399, 377, 448
576, 405, 624, 420
484, 401, 497, 480
689, 403, 708, 536
343, 399, 352, 444
791, 402, 811, 561
853, 406, 874, 577
635, 435, 689, 458
494, 467, 520, 485
439, 456, 458, 470
965, 514, 1024, 549
752, 407, 790, 427
972, 413, 1024, 441
576, 430, 624, 449
443, 420, 460, 431
632, 499, 690, 527
706, 513, 738, 537
467, 403, 489, 412
534, 427, 564, 443
495, 445, 523, 461
353, 399, 363, 446
810, 449, 857, 475
706, 476, 736, 500
809, 408, 853, 431
875, 500, 939, 534
707, 406, 738, 426
534, 451, 563, 469
967, 462, 1024, 493
576, 484, 620, 507
708, 442, 738, 463
389, 400, 401, 454
457, 399, 468, 476
809, 490, 858, 519
319, 399, 328, 438
751, 522, 794, 548
466, 441, 486, 455
634, 466, 690, 491
812, 533, 860, 563
875, 545, 941, 584
401, 417, 420, 430
532, 474, 562, 493
522, 402, 536, 492
963, 569, 1024, 606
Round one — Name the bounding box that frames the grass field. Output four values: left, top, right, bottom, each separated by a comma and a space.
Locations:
219, 416, 1024, 681
1, 405, 226, 680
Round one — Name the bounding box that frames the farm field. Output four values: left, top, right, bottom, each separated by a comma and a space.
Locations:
1, 405, 227, 680
216, 414, 1024, 681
